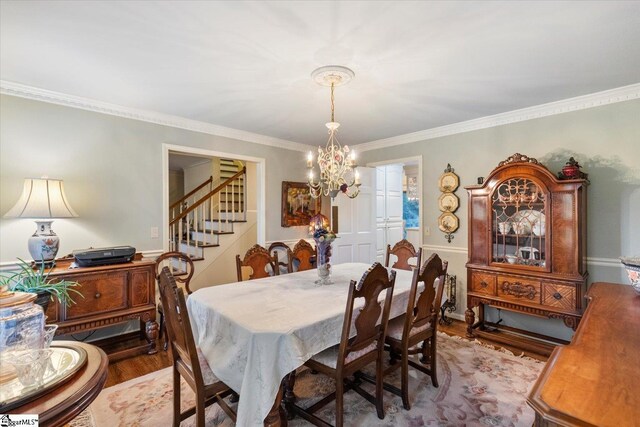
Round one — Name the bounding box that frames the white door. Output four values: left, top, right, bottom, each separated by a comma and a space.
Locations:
331, 167, 376, 264
376, 164, 405, 263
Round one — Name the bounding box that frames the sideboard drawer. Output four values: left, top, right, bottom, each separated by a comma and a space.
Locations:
65, 272, 128, 320
542, 282, 577, 311
497, 275, 541, 304
470, 272, 497, 295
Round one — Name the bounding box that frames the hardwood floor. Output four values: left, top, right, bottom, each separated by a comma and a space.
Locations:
104, 319, 547, 388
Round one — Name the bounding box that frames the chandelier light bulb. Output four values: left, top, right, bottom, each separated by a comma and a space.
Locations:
307, 151, 313, 167
355, 169, 360, 185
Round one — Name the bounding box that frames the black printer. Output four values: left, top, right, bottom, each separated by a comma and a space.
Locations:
73, 246, 136, 267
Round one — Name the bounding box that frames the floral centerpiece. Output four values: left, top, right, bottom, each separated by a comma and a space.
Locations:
309, 214, 337, 285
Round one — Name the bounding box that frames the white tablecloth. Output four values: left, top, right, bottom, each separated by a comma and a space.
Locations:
186, 262, 415, 427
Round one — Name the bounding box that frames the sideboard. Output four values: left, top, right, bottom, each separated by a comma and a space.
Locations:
44, 258, 158, 361
527, 282, 640, 426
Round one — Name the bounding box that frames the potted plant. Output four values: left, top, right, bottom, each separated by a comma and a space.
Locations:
0, 259, 82, 312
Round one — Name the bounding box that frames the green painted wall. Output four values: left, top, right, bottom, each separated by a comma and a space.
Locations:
361, 99, 640, 340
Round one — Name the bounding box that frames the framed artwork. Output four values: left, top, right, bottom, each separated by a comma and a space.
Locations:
281, 182, 322, 227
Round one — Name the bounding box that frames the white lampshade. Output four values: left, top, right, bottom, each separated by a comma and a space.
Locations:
4, 178, 78, 265
4, 178, 78, 219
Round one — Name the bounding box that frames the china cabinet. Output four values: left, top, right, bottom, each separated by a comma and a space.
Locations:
465, 153, 588, 352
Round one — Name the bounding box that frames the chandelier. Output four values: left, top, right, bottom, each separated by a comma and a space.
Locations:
307, 66, 361, 199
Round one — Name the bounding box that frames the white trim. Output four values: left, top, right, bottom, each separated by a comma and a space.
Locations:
265, 238, 315, 248
367, 156, 424, 249
358, 83, 640, 152
0, 80, 312, 153
586, 257, 623, 268
444, 312, 466, 322
423, 244, 468, 255
162, 143, 267, 250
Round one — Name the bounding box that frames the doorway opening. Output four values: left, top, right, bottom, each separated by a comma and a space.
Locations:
368, 157, 423, 264
161, 144, 266, 251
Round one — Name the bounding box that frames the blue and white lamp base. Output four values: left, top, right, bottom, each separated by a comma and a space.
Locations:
28, 220, 60, 266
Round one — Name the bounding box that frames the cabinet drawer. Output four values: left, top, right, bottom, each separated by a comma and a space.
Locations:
470, 272, 496, 295
65, 272, 128, 320
542, 282, 577, 311
497, 275, 541, 304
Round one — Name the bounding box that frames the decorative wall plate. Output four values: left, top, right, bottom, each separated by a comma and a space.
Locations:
438, 193, 459, 212
438, 212, 459, 233
438, 172, 460, 192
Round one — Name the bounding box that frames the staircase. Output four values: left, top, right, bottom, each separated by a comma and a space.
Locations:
169, 159, 250, 265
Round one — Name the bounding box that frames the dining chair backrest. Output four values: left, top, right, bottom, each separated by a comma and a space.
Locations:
268, 241, 293, 274
236, 244, 279, 281
385, 239, 422, 271
155, 251, 195, 295
339, 262, 396, 365
291, 239, 315, 272
404, 253, 448, 336
157, 267, 204, 386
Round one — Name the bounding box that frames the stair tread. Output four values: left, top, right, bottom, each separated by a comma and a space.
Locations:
204, 219, 247, 223
194, 229, 235, 235
180, 240, 221, 248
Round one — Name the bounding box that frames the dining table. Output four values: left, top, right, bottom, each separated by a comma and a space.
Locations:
186, 262, 415, 427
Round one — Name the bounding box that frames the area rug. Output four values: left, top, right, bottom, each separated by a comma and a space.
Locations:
70, 333, 543, 427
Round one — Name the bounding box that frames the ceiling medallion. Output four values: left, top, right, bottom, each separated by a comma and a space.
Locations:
306, 65, 360, 199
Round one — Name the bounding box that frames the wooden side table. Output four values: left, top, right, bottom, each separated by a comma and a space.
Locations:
527, 283, 640, 426
9, 341, 108, 427
44, 258, 159, 361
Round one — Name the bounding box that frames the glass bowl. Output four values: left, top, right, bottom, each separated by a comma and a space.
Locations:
1, 349, 53, 387
620, 257, 640, 294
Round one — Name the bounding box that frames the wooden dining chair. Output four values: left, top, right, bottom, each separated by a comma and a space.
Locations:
383, 253, 448, 410
268, 241, 293, 274
385, 239, 422, 271
157, 267, 236, 427
291, 239, 315, 272
236, 244, 279, 282
155, 251, 195, 351
293, 263, 397, 427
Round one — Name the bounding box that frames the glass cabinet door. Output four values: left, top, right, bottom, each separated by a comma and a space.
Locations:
492, 178, 547, 268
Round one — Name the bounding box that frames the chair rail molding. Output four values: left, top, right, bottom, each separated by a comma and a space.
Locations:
0, 80, 312, 153
357, 83, 640, 152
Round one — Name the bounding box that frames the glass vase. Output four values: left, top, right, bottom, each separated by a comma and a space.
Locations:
315, 240, 333, 286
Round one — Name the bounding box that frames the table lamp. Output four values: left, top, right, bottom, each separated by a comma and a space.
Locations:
4, 178, 78, 266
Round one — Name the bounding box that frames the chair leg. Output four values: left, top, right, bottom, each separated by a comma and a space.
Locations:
401, 347, 410, 410
430, 335, 439, 388
420, 338, 430, 364
158, 310, 164, 339
376, 357, 386, 418
159, 310, 169, 352
163, 326, 168, 352
335, 378, 344, 427
172, 366, 181, 427
196, 391, 206, 427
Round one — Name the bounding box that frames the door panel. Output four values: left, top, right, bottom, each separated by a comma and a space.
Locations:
331, 167, 376, 265
387, 222, 404, 248
385, 164, 404, 223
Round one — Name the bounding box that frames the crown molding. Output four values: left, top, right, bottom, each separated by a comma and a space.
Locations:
358, 83, 640, 152
0, 80, 312, 153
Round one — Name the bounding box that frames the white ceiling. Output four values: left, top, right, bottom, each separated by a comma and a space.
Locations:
1, 1, 639, 146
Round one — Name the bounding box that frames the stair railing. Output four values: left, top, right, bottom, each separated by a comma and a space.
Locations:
169, 167, 247, 258
169, 176, 213, 226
